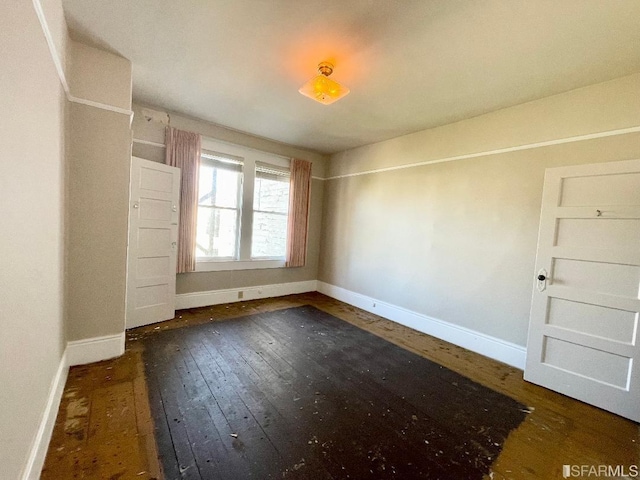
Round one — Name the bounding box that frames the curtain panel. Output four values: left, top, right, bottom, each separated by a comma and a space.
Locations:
286, 158, 313, 267
165, 126, 201, 273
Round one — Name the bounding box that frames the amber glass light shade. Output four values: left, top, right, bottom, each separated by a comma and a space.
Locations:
299, 62, 350, 105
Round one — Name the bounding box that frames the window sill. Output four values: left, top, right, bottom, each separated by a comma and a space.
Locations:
195, 259, 286, 272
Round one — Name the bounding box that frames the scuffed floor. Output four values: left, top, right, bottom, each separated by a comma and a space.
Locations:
142, 305, 528, 479
41, 347, 161, 479
41, 292, 640, 479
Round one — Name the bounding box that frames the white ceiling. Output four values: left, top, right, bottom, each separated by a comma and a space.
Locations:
62, 0, 640, 154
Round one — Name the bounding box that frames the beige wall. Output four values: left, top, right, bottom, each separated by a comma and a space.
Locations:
321, 74, 640, 347
69, 41, 132, 110
327, 73, 640, 178
131, 104, 327, 294
0, 1, 133, 474
65, 105, 132, 340
0, 1, 67, 477
38, 0, 69, 75
131, 104, 327, 178
65, 42, 132, 341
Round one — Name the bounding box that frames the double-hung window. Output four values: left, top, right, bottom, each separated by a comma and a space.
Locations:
195, 139, 291, 271
196, 152, 243, 260
252, 163, 290, 259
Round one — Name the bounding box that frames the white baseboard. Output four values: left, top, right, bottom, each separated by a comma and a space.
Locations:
22, 332, 126, 478
66, 332, 126, 367
21, 349, 69, 480
317, 282, 526, 370
19, 280, 524, 479
175, 280, 318, 310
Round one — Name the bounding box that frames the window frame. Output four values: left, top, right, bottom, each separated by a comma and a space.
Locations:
251, 162, 291, 261
194, 138, 291, 272
196, 152, 244, 261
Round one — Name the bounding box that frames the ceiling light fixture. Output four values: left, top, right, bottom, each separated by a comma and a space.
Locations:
299, 62, 350, 105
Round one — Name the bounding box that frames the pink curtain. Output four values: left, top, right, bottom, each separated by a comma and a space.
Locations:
165, 126, 201, 273
286, 158, 313, 267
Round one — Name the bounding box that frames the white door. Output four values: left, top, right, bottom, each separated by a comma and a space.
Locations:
126, 157, 181, 329
525, 159, 640, 422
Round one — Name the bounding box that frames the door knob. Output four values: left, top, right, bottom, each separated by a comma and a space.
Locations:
536, 269, 548, 292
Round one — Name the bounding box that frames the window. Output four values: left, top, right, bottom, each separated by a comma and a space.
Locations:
252, 163, 290, 258
196, 153, 243, 260
195, 140, 291, 271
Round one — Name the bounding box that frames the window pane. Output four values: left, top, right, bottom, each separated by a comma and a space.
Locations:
253, 175, 290, 213
252, 212, 287, 258
198, 165, 240, 208
196, 206, 238, 258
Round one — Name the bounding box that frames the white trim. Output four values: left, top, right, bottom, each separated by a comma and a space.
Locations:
201, 137, 292, 166
31, 0, 70, 95
133, 138, 165, 148
317, 282, 527, 370
66, 332, 126, 366
21, 332, 128, 479
132, 138, 326, 180
21, 330, 128, 478
175, 280, 318, 310
68, 95, 134, 117
325, 126, 640, 180
32, 0, 133, 118
202, 136, 292, 165
195, 259, 286, 272
21, 350, 69, 480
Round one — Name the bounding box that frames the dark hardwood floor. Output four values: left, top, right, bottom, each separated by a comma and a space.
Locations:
41, 293, 640, 479
143, 305, 527, 479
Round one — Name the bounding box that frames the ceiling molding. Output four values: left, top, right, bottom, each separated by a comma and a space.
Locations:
32, 0, 133, 118
325, 125, 640, 180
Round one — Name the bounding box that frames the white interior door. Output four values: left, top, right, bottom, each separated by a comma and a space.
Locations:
525, 159, 640, 422
126, 157, 181, 329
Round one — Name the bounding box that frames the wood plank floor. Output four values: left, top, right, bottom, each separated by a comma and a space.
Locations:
42, 293, 640, 479
142, 305, 527, 479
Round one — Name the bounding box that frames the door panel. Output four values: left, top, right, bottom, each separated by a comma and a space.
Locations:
140, 166, 174, 192
556, 218, 640, 249
552, 259, 640, 297
139, 198, 173, 221
560, 172, 640, 206
137, 227, 172, 256
542, 337, 631, 388
136, 284, 169, 309
525, 159, 640, 423
137, 257, 171, 278
546, 297, 637, 343
126, 157, 180, 329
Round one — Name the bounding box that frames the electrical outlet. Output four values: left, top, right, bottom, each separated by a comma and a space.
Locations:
238, 291, 243, 299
